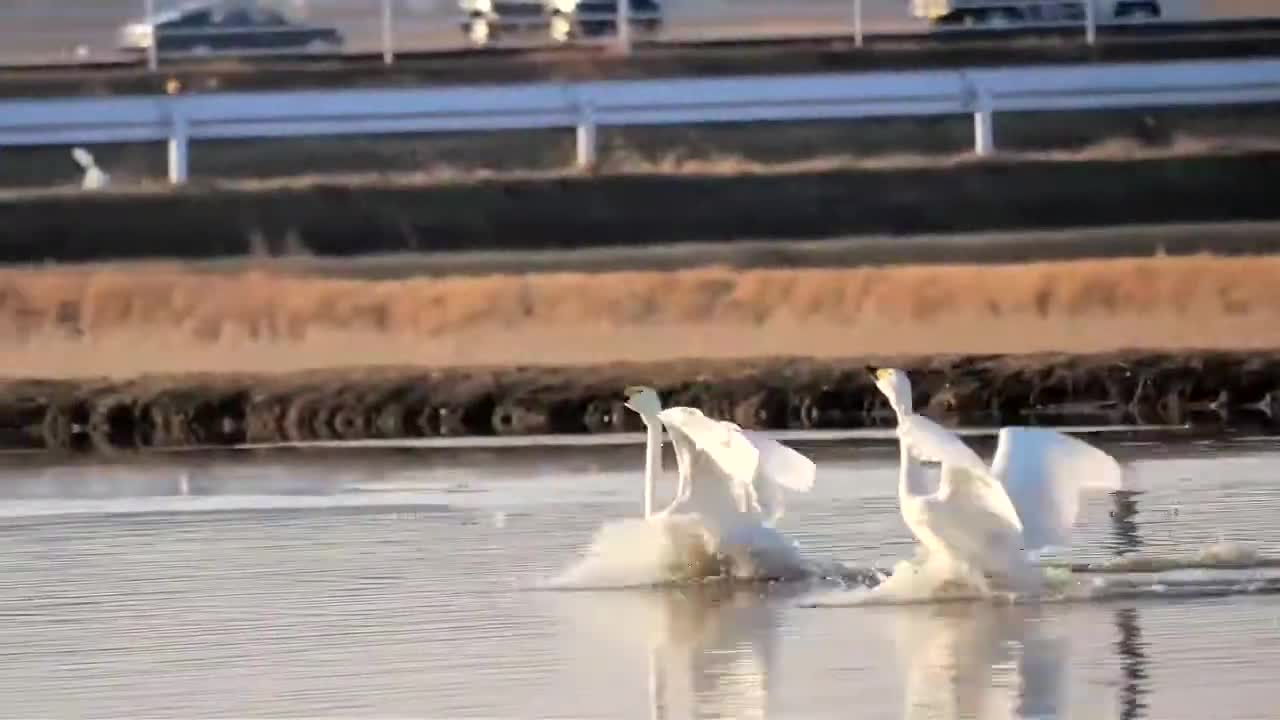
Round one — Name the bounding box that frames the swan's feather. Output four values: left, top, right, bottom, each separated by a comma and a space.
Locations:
742, 430, 817, 493
659, 408, 759, 487
990, 427, 1124, 551
898, 415, 988, 474
899, 414, 1023, 533
657, 408, 816, 525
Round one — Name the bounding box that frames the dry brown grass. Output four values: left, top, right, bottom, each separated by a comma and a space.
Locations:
4, 131, 1277, 200
3, 254, 1280, 378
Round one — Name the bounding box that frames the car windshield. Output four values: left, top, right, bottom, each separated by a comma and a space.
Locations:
165, 9, 213, 27
248, 8, 289, 25
209, 5, 293, 26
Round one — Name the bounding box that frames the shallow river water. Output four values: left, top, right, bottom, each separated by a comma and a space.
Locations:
1, 433, 1279, 718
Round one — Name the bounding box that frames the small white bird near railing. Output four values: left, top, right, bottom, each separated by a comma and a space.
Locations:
71, 146, 110, 190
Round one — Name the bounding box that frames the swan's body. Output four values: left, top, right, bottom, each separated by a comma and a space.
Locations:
623, 386, 816, 580
871, 368, 1124, 591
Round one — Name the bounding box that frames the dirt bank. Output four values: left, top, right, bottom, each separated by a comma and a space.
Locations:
3, 352, 1276, 454
4, 254, 1280, 379
62, 222, 1280, 281
3, 151, 1278, 264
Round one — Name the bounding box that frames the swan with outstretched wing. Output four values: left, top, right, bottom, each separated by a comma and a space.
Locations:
622, 385, 816, 579
869, 368, 1124, 590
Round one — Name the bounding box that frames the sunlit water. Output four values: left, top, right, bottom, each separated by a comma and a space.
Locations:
2, 436, 1280, 718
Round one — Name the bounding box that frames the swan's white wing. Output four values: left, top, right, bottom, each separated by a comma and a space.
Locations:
658, 407, 760, 513
900, 414, 1023, 533
898, 415, 988, 474
741, 430, 816, 493
738, 429, 816, 524
659, 408, 760, 481
990, 427, 1124, 552
927, 464, 1026, 563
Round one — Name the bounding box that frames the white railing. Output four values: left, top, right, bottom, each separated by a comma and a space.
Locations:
2, 57, 1279, 184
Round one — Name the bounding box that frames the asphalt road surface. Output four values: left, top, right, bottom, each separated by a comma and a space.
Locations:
2, 0, 1276, 68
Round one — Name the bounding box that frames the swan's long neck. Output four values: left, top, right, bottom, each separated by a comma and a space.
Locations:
642, 417, 663, 518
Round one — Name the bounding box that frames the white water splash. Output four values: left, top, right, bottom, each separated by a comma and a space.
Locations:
542, 515, 721, 589
541, 512, 824, 589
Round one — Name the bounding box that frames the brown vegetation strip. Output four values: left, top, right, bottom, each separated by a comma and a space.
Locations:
3, 254, 1280, 378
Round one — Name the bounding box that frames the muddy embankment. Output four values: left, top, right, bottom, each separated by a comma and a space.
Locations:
4, 254, 1280, 453
3, 352, 1279, 454
3, 151, 1280, 264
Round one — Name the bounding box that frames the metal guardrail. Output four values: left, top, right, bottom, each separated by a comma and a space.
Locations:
2, 57, 1278, 184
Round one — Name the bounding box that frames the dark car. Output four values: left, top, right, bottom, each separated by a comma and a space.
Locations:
118, 2, 344, 57
459, 0, 662, 48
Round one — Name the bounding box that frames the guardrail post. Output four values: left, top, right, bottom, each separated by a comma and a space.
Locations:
1085, 0, 1097, 46
576, 103, 598, 170
168, 107, 189, 185
973, 88, 995, 157
381, 0, 396, 65
144, 0, 158, 71
853, 0, 864, 48
616, 0, 632, 56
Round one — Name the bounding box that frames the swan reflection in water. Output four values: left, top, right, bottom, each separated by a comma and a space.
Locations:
561, 583, 781, 720
561, 585, 1147, 720
886, 602, 1072, 720
567, 589, 1072, 720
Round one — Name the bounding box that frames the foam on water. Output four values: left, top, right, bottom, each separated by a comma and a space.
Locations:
1070, 541, 1280, 573
801, 542, 1280, 608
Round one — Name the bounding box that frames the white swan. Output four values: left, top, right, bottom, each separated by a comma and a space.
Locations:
71, 147, 110, 190
869, 367, 1124, 591
622, 385, 817, 579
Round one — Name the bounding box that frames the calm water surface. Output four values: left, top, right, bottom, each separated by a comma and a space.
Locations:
1, 436, 1279, 718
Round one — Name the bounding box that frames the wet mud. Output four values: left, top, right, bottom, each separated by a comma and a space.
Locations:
2, 152, 1278, 265
3, 351, 1278, 454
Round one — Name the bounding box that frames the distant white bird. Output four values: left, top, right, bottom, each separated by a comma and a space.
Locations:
870, 367, 1124, 591
71, 147, 110, 190
622, 385, 817, 579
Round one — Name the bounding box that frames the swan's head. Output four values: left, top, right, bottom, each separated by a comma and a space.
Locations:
868, 367, 913, 415
623, 385, 663, 419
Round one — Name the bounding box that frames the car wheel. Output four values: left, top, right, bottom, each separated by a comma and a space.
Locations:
305, 38, 334, 54
467, 16, 492, 46
549, 14, 573, 43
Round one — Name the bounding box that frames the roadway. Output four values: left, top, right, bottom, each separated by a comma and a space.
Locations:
2, 0, 1280, 98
